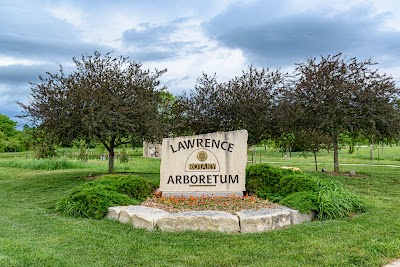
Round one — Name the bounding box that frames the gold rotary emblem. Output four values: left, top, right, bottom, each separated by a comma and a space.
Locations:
197, 151, 208, 162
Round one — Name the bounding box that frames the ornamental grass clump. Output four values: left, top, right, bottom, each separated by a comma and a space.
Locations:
246, 164, 366, 220
55, 174, 154, 219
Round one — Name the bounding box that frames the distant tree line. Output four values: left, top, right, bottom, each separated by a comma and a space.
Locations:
173, 53, 400, 172
0, 114, 34, 152
17, 52, 400, 173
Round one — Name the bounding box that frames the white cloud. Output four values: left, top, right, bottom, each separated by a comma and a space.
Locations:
0, 55, 46, 67
147, 45, 248, 94
1, 0, 400, 119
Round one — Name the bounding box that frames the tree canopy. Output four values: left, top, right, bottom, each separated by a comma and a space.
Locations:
0, 114, 22, 152
177, 66, 286, 145
285, 53, 400, 172
0, 114, 17, 137
15, 51, 400, 174
19, 51, 167, 173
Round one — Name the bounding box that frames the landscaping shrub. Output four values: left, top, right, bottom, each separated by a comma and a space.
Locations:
280, 191, 319, 213
277, 173, 320, 198
55, 184, 138, 219
55, 174, 154, 219
246, 164, 366, 219
245, 164, 292, 200
92, 175, 155, 201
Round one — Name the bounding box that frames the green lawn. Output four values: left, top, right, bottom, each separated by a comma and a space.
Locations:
0, 147, 399, 266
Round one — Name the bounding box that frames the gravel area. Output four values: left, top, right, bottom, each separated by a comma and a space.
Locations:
141, 195, 283, 214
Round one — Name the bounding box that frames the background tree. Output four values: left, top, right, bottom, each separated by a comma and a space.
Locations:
0, 130, 6, 152
32, 129, 58, 159
223, 66, 286, 145
294, 129, 332, 171
287, 53, 400, 172
0, 114, 18, 137
19, 51, 167, 173
177, 73, 223, 135
19, 125, 35, 151
0, 114, 21, 152
352, 65, 400, 160
178, 67, 286, 145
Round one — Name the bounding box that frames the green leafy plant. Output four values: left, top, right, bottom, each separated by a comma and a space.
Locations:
119, 147, 129, 163
55, 184, 138, 219
93, 175, 155, 201
77, 140, 89, 162
279, 191, 319, 213
246, 164, 366, 219
245, 164, 292, 199
55, 174, 155, 219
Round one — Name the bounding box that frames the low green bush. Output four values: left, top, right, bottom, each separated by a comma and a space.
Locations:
55, 184, 138, 219
246, 164, 366, 219
245, 164, 292, 200
279, 191, 319, 213
55, 174, 155, 219
90, 175, 156, 201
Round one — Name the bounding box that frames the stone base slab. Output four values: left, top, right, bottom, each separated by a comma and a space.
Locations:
119, 205, 170, 231
107, 205, 315, 233
157, 210, 240, 233
236, 208, 292, 233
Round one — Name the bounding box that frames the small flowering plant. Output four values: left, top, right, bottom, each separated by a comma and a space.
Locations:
141, 194, 280, 213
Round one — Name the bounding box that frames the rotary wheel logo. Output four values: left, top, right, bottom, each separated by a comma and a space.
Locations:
197, 151, 208, 162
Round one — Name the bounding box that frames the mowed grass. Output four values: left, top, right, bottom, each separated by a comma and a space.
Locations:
0, 147, 399, 266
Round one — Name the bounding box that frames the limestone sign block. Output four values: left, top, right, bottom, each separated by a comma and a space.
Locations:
156, 210, 240, 233
143, 141, 162, 158
106, 206, 128, 221
160, 130, 248, 196
236, 208, 292, 233
119, 205, 170, 231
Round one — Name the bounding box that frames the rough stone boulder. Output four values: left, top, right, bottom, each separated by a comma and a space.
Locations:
107, 205, 315, 233
286, 209, 316, 224
119, 205, 170, 231
236, 208, 292, 233
157, 210, 240, 233
236, 208, 315, 233
106, 206, 128, 221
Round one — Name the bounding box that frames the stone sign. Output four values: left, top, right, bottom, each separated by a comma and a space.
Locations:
160, 130, 248, 196
143, 141, 162, 158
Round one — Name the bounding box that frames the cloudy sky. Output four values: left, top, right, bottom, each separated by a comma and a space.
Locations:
1, 0, 400, 123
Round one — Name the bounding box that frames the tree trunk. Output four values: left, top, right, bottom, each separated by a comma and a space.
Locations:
108, 149, 115, 174
348, 142, 354, 154
370, 142, 374, 161
333, 138, 339, 173
377, 143, 380, 161
314, 151, 318, 171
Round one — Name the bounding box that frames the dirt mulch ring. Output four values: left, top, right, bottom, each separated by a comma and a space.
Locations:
141, 194, 283, 214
